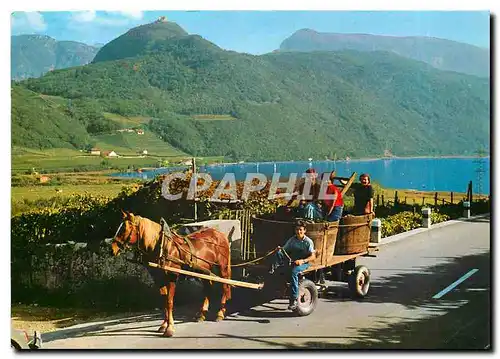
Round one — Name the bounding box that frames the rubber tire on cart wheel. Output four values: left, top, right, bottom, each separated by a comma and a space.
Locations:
294, 279, 318, 316
348, 265, 370, 298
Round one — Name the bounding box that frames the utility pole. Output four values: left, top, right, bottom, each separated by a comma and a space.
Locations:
474, 148, 487, 197
192, 157, 197, 221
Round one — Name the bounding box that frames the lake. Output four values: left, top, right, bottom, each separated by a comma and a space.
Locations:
111, 157, 490, 194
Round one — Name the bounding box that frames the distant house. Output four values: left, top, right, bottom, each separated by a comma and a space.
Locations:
39, 175, 50, 184
102, 150, 119, 158
136, 129, 145, 135
89, 148, 101, 155
383, 149, 394, 158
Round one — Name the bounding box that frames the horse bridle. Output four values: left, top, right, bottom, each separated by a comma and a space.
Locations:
113, 219, 139, 252
114, 217, 170, 263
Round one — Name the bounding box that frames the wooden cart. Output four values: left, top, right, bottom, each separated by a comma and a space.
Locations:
148, 171, 375, 317
148, 213, 375, 317
250, 213, 376, 316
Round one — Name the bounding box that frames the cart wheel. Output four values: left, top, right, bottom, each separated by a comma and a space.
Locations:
348, 265, 370, 298
295, 279, 318, 316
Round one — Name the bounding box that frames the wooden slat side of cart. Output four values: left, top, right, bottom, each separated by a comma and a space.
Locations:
251, 214, 373, 275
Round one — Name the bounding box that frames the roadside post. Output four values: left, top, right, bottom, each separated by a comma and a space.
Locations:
422, 208, 431, 228
370, 218, 381, 244
463, 201, 471, 219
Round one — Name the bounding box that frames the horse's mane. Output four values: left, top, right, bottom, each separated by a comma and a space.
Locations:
134, 215, 223, 253
135, 215, 162, 252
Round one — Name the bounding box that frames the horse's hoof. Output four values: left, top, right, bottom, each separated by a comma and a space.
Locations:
196, 311, 207, 322
216, 315, 224, 322
157, 326, 167, 333
163, 328, 175, 337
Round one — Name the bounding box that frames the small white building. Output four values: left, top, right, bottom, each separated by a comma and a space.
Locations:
178, 159, 192, 166
102, 150, 119, 158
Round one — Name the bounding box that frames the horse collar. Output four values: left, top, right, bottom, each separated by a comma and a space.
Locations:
127, 218, 139, 245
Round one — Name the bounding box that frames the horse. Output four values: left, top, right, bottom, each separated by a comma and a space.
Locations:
110, 210, 232, 337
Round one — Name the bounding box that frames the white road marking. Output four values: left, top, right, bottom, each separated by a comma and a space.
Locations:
432, 269, 479, 299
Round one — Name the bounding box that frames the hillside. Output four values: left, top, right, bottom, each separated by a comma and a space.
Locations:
92, 21, 190, 63
279, 29, 490, 78
91, 131, 186, 156
11, 85, 90, 149
15, 22, 490, 161
11, 35, 100, 80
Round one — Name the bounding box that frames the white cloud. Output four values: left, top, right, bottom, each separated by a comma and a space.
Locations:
66, 11, 143, 28
95, 17, 132, 26
11, 12, 47, 33
72, 11, 97, 23
116, 11, 144, 20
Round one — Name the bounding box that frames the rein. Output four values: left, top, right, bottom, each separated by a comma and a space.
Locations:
115, 217, 282, 272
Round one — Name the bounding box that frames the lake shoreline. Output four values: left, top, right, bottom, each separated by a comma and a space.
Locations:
207, 154, 490, 166
110, 156, 490, 194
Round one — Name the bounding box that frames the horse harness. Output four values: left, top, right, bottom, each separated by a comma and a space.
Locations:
121, 217, 220, 277
156, 218, 226, 277
158, 218, 198, 270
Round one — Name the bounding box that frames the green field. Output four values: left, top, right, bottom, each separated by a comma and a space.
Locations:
103, 112, 151, 127
91, 131, 185, 157
11, 145, 227, 174
192, 114, 236, 121
12, 155, 178, 173
11, 147, 82, 157
11, 151, 182, 174
11, 183, 129, 202
38, 94, 69, 107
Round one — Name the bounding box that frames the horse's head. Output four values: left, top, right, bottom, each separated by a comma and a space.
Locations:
110, 210, 140, 256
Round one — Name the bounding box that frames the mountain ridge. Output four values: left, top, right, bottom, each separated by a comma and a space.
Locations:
11, 34, 100, 80
12, 22, 489, 161
92, 21, 192, 63
279, 28, 489, 77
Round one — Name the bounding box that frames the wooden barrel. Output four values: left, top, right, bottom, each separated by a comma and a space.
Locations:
252, 216, 339, 267
334, 214, 372, 255
252, 216, 295, 256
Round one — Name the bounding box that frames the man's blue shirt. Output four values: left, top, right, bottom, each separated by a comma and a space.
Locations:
282, 235, 315, 261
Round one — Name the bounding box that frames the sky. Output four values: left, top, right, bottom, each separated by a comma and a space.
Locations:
10, 10, 491, 54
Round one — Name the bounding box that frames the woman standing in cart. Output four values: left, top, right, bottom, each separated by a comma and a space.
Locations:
323, 170, 344, 221
351, 173, 374, 215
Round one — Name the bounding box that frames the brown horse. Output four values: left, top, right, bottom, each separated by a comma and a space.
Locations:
110, 211, 232, 337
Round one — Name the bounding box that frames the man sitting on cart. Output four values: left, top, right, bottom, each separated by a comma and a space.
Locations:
268, 220, 316, 311
285, 168, 323, 220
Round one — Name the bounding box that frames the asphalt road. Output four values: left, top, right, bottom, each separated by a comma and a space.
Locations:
42, 216, 491, 349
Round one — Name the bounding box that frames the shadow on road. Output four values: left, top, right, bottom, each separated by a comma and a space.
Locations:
302, 250, 491, 349
43, 218, 491, 350
41, 310, 198, 342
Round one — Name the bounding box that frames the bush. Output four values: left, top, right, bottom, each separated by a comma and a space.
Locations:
381, 211, 421, 237
380, 209, 451, 237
